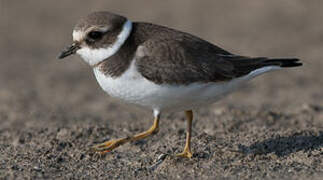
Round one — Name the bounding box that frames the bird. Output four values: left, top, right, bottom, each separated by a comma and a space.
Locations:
58, 11, 302, 158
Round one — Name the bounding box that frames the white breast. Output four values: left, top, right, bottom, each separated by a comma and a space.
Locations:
93, 60, 280, 113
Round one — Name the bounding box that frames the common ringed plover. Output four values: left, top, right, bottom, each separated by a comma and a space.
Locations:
58, 11, 302, 158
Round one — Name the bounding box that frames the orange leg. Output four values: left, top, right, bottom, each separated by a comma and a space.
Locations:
176, 110, 193, 158
91, 113, 160, 154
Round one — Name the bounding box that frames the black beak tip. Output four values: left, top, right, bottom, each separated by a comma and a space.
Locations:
57, 43, 80, 60
57, 49, 71, 59
57, 52, 65, 59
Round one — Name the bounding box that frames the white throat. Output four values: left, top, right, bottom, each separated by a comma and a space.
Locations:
75, 20, 133, 66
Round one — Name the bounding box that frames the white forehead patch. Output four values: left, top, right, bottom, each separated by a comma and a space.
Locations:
72, 30, 85, 42
76, 20, 133, 66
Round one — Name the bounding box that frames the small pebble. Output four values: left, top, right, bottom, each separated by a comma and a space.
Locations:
33, 166, 41, 171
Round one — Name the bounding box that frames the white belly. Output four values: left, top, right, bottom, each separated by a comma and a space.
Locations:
93, 60, 280, 113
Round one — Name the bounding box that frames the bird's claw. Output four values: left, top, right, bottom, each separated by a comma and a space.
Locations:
90, 137, 130, 155
176, 149, 193, 158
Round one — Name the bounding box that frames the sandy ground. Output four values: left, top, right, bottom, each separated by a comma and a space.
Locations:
0, 1, 323, 179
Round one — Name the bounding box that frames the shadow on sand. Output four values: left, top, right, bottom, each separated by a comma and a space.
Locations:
238, 131, 323, 157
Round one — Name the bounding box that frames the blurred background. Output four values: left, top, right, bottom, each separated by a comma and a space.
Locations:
0, 0, 322, 128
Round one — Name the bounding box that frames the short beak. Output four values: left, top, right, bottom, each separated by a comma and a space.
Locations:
57, 42, 80, 59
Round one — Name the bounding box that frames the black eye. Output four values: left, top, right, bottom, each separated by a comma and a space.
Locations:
88, 31, 103, 40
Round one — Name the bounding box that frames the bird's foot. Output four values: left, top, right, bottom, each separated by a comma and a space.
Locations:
91, 137, 130, 155
176, 148, 193, 158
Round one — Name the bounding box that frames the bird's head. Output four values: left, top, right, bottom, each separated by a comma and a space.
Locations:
58, 11, 132, 66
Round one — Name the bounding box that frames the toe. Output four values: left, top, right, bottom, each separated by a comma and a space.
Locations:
176, 151, 193, 158
91, 140, 115, 152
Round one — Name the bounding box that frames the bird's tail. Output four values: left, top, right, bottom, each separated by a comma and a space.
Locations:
217, 55, 302, 79
242, 57, 302, 80
262, 58, 302, 68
